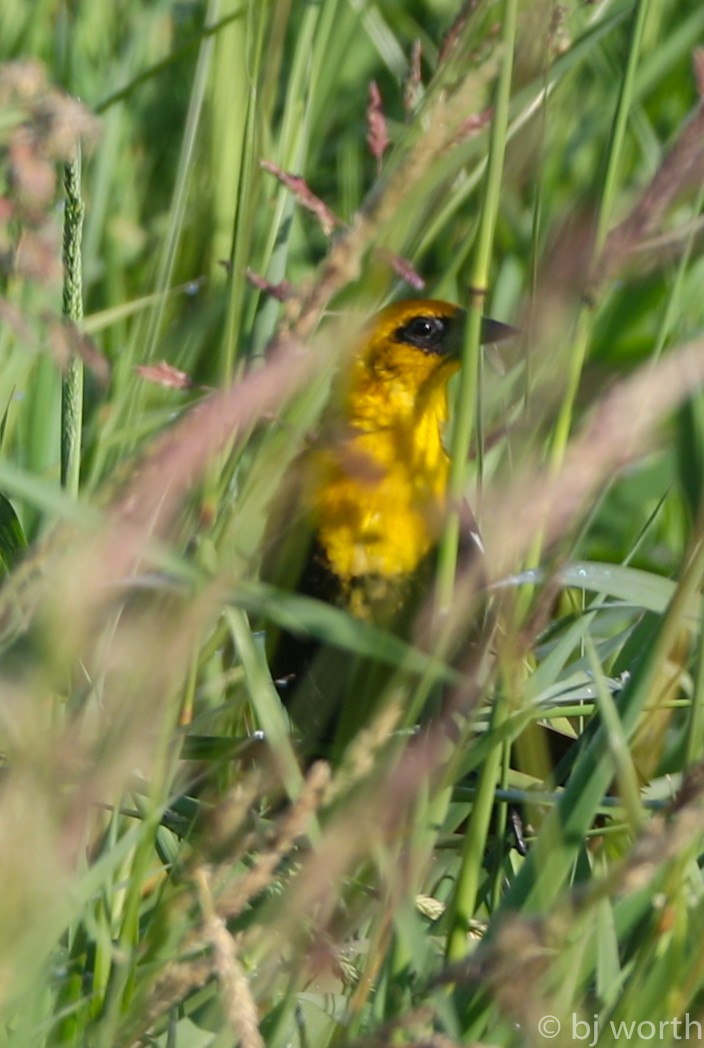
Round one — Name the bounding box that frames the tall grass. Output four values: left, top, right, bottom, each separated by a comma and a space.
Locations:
1, 1, 704, 1045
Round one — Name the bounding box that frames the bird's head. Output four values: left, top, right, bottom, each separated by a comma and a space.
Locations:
354, 298, 515, 394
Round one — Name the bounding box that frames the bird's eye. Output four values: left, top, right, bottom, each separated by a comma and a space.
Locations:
395, 314, 447, 352
408, 318, 436, 339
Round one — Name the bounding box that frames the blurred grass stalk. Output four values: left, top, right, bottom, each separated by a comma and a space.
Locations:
61, 148, 85, 496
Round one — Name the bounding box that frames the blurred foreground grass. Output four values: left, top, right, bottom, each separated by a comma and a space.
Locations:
1, 1, 704, 1046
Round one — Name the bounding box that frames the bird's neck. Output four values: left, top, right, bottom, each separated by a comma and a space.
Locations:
346, 369, 452, 477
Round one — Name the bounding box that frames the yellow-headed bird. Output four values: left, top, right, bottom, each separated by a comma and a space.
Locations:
262, 299, 513, 750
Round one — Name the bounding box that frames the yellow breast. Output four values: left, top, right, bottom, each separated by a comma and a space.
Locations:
307, 360, 455, 586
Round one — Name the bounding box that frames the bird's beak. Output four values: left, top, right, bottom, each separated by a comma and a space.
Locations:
448, 307, 517, 350
479, 316, 518, 344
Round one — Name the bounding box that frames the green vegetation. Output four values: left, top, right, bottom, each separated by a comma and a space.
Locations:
1, 1, 704, 1045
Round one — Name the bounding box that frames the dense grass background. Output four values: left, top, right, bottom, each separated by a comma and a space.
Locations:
2, 0, 704, 1045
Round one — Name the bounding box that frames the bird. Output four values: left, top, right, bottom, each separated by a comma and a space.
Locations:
261, 298, 514, 754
